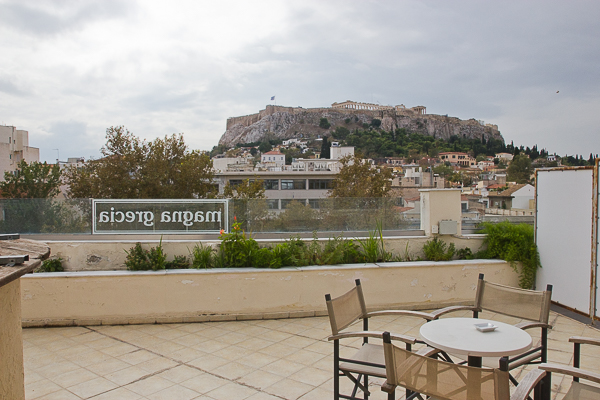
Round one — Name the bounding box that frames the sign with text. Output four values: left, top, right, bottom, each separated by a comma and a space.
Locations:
92, 199, 228, 234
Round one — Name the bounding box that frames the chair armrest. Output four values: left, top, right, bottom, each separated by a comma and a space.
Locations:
539, 363, 600, 385
365, 309, 436, 320
511, 369, 546, 400
514, 321, 551, 330
569, 336, 600, 347
328, 330, 417, 345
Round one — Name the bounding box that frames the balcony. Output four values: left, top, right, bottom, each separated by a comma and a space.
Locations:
23, 307, 599, 399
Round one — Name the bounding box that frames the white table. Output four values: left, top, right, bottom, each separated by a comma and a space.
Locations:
419, 318, 533, 367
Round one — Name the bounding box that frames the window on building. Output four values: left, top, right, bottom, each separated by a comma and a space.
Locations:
229, 179, 243, 187
308, 199, 322, 209
267, 199, 279, 209
281, 179, 306, 190
308, 179, 333, 190
264, 179, 279, 190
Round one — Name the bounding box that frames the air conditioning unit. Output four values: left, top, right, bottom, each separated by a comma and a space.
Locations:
438, 220, 458, 235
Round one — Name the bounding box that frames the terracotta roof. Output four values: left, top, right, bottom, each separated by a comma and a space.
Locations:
498, 183, 527, 196
263, 151, 283, 155
405, 196, 420, 202
487, 184, 506, 190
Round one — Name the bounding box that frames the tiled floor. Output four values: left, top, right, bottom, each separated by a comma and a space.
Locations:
23, 310, 600, 400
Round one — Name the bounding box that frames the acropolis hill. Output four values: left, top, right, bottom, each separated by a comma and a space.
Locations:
219, 101, 504, 147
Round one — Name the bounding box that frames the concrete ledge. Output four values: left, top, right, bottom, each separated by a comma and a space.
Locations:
21, 260, 518, 327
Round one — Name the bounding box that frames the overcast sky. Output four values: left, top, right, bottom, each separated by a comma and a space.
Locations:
1, 0, 599, 163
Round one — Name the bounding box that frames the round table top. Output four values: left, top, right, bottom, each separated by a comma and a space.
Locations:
419, 318, 532, 358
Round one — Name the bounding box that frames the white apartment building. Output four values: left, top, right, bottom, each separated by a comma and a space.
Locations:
0, 126, 40, 180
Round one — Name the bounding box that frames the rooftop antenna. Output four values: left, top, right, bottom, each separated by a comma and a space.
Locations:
52, 148, 59, 164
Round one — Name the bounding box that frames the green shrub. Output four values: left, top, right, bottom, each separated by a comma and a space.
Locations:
358, 222, 391, 263
319, 118, 331, 129
477, 221, 540, 289
125, 243, 151, 270
165, 255, 189, 269
191, 244, 215, 269
37, 257, 64, 272
423, 237, 456, 261
125, 239, 167, 271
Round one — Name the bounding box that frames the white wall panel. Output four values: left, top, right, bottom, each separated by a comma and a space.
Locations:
536, 169, 593, 313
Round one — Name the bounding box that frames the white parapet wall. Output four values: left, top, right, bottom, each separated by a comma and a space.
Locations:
21, 259, 518, 327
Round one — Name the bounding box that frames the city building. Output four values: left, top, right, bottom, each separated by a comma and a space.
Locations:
438, 152, 476, 167
0, 125, 39, 180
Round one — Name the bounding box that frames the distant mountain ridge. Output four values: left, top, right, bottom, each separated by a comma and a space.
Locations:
219, 103, 504, 147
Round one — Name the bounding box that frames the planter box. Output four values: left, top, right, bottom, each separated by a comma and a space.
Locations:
21, 259, 518, 327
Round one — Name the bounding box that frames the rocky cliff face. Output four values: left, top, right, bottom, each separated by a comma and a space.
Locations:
219, 105, 504, 147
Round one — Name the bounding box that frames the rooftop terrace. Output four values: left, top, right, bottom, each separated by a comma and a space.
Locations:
24, 309, 599, 400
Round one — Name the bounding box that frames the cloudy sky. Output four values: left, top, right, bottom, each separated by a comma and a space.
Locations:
1, 0, 599, 163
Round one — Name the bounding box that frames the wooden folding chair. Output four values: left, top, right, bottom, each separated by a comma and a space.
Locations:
381, 331, 547, 400
325, 279, 417, 400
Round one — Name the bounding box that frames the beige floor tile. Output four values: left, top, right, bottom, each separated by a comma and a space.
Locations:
298, 386, 333, 400
85, 337, 119, 350
180, 373, 230, 393
193, 339, 230, 353
245, 391, 284, 400
237, 352, 280, 369
104, 365, 151, 386
172, 333, 205, 347
261, 359, 305, 377
206, 382, 259, 400
238, 370, 285, 390
25, 379, 62, 400
117, 349, 159, 365
259, 329, 293, 342
279, 336, 316, 349
153, 328, 190, 340
86, 357, 131, 376
165, 347, 207, 363
259, 343, 300, 358
66, 350, 113, 367
156, 364, 203, 383
36, 360, 81, 379
145, 340, 186, 355
302, 341, 332, 355
237, 337, 274, 351
284, 348, 327, 366
264, 377, 314, 400
35, 389, 82, 400
235, 325, 271, 337
24, 371, 46, 386
53, 368, 99, 388
177, 323, 210, 333
101, 342, 140, 357
218, 331, 254, 345
197, 326, 227, 339
212, 361, 255, 380
125, 375, 175, 396
147, 384, 201, 400
67, 376, 118, 399
212, 344, 255, 361
289, 366, 330, 386
136, 357, 180, 374
90, 387, 142, 400
188, 353, 230, 370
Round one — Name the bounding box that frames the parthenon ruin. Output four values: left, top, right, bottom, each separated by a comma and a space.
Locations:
331, 100, 426, 115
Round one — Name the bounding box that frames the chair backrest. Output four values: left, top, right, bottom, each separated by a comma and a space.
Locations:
325, 279, 368, 335
475, 274, 552, 324
383, 332, 510, 400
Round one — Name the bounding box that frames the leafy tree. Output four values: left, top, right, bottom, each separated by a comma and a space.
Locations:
0, 160, 61, 198
371, 118, 381, 128
332, 126, 350, 140
507, 154, 533, 184
329, 155, 392, 198
221, 178, 265, 200
65, 126, 216, 199
319, 118, 331, 129
258, 141, 272, 153
432, 164, 454, 181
